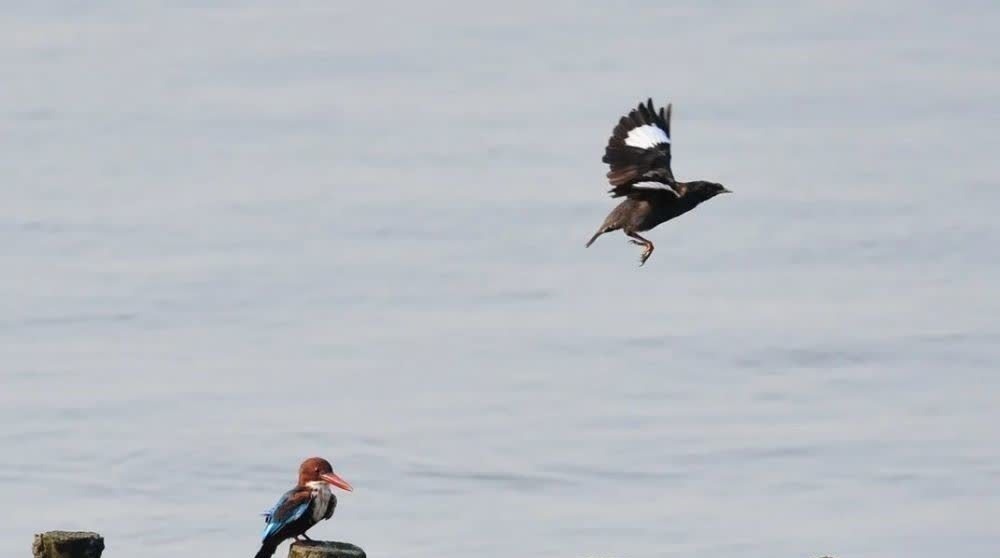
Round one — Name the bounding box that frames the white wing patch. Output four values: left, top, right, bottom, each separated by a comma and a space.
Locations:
624, 124, 669, 149
632, 181, 679, 197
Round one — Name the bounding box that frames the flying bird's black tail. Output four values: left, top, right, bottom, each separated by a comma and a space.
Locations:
586, 228, 605, 247
254, 542, 278, 558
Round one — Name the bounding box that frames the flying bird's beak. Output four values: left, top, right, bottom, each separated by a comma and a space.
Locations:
321, 472, 354, 492
719, 187, 732, 194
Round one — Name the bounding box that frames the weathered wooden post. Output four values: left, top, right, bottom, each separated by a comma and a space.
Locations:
288, 540, 366, 558
32, 531, 104, 558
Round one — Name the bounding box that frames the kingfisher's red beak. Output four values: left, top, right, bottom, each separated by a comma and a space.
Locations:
321, 472, 353, 492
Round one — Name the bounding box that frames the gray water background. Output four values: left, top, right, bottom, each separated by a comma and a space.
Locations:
3, 2, 999, 557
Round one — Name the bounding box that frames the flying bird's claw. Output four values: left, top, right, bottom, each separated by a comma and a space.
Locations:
628, 240, 652, 265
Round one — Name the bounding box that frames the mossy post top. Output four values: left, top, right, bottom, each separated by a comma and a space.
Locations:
288, 540, 366, 558
33, 531, 104, 558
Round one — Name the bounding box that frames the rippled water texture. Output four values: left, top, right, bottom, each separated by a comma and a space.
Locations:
3, 2, 999, 557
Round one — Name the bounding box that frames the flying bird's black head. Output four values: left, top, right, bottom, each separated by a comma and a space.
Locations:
684, 180, 731, 201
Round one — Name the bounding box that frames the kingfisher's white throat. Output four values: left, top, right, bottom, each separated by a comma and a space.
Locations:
305, 480, 333, 522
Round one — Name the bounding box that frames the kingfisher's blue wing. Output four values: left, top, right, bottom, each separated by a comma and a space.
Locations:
261, 504, 276, 520
261, 488, 312, 541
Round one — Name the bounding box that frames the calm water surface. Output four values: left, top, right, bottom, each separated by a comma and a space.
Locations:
3, 2, 999, 557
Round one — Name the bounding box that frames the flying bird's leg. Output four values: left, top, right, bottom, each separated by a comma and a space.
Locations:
626, 231, 654, 266
301, 533, 314, 542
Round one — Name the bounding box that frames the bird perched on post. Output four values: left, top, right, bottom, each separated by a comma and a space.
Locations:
587, 98, 731, 265
254, 457, 353, 558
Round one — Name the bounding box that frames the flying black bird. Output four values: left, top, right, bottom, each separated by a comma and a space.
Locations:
586, 99, 730, 265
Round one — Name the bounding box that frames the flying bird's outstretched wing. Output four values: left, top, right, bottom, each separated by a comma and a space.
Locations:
602, 99, 678, 196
